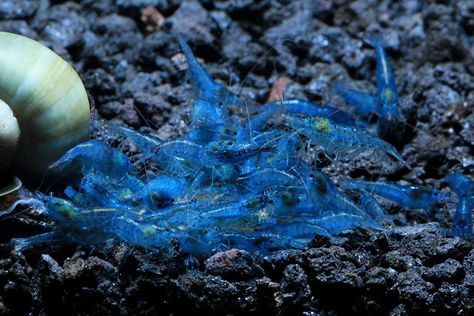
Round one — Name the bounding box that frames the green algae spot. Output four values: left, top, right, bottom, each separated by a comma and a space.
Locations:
143, 226, 155, 237
381, 88, 396, 103
313, 117, 331, 133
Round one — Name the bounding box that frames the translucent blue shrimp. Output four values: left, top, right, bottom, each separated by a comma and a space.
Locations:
186, 99, 227, 144
366, 37, 399, 122
248, 99, 355, 132
235, 168, 296, 192
259, 218, 332, 239
207, 140, 276, 164
199, 193, 271, 219
444, 173, 474, 198
334, 37, 401, 139
452, 197, 473, 239
307, 212, 384, 235
288, 116, 409, 168
444, 173, 474, 239
108, 124, 163, 155
345, 180, 449, 211
333, 85, 379, 118
49, 140, 132, 179
177, 35, 243, 108
305, 171, 366, 217
358, 193, 393, 226
132, 175, 188, 210
108, 216, 170, 250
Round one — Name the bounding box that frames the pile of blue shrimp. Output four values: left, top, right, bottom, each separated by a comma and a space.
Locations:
5, 36, 472, 255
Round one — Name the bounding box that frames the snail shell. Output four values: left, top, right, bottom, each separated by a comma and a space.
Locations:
0, 31, 90, 176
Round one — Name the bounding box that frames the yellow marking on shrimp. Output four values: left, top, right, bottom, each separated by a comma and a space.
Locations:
381, 88, 396, 103
313, 117, 331, 133
142, 225, 155, 237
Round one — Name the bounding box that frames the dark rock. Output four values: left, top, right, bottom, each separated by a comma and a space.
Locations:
423, 4, 467, 62
463, 249, 474, 289
167, 0, 215, 49
205, 249, 264, 280
391, 271, 435, 312
280, 264, 311, 305
0, 0, 38, 19
0, 20, 38, 38
175, 271, 239, 312
457, 0, 474, 36
99, 99, 141, 127
83, 68, 119, 105
63, 255, 117, 281
422, 258, 464, 283
33, 2, 89, 48
37, 254, 64, 288
300, 247, 366, 290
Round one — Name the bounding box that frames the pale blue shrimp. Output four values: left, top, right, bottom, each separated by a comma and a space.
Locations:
288, 115, 410, 169
345, 180, 449, 210
177, 35, 243, 108
49, 140, 131, 179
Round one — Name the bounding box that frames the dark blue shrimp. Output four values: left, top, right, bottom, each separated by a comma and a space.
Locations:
345, 180, 449, 211
177, 35, 243, 108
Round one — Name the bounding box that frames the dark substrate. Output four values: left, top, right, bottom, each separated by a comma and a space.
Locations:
0, 0, 473, 315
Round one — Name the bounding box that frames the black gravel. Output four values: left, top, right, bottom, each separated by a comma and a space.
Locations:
0, 0, 473, 315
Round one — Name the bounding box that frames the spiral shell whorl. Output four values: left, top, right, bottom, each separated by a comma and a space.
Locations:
0, 32, 90, 175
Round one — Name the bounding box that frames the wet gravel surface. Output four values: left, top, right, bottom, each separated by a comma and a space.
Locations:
0, 0, 473, 315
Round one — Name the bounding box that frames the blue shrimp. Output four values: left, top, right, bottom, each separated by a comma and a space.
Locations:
199, 193, 271, 219
306, 212, 384, 235
132, 175, 188, 210
259, 218, 332, 239
333, 84, 379, 118
49, 140, 132, 179
235, 168, 296, 192
366, 37, 399, 123
177, 35, 243, 108
345, 180, 449, 211
444, 173, 474, 198
248, 99, 355, 132
306, 171, 366, 217
288, 116, 410, 168
220, 232, 310, 252
108, 216, 170, 250
359, 193, 393, 225
207, 140, 276, 164
108, 124, 163, 156
452, 197, 473, 239
186, 99, 227, 144
444, 173, 474, 239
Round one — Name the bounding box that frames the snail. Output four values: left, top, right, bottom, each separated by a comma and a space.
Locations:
0, 31, 90, 178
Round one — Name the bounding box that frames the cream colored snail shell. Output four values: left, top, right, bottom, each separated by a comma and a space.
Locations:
0, 31, 90, 176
